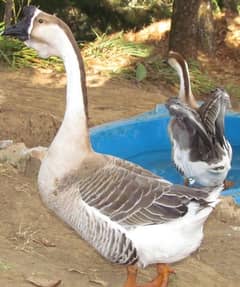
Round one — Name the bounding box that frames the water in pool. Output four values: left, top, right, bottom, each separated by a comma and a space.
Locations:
128, 146, 240, 203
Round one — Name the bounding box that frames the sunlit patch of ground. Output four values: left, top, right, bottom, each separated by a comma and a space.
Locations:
225, 15, 240, 48
0, 89, 5, 105
125, 19, 171, 43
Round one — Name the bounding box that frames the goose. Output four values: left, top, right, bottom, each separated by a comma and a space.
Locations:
3, 7, 223, 287
165, 51, 232, 188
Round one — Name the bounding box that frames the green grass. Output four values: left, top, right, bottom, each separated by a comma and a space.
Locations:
225, 83, 240, 99
0, 259, 11, 271
83, 31, 153, 60
187, 60, 216, 95
0, 22, 63, 70
0, 26, 152, 72
119, 55, 217, 96
0, 23, 239, 100
0, 36, 63, 70
0, 39, 63, 71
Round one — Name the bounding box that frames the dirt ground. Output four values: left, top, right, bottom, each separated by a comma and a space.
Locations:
0, 64, 240, 287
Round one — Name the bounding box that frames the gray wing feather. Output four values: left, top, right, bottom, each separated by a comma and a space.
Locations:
166, 98, 213, 148
80, 157, 213, 227
74, 200, 138, 265
199, 88, 231, 148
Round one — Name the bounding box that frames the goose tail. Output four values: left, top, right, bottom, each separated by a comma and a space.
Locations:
205, 184, 223, 208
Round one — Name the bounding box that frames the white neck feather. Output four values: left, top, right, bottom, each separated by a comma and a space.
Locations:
178, 68, 186, 101
48, 27, 91, 155
176, 63, 192, 101
172, 61, 197, 109
62, 43, 86, 120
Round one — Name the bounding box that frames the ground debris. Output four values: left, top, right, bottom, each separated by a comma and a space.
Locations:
68, 268, 87, 275
0, 142, 29, 171
88, 273, 108, 287
25, 275, 61, 287
230, 225, 240, 232
0, 162, 17, 175
215, 197, 240, 224
0, 139, 13, 149
68, 268, 108, 286
26, 146, 48, 161
32, 238, 56, 247
0, 142, 47, 176
89, 278, 108, 286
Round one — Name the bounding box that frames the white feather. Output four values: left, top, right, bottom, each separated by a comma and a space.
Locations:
172, 139, 231, 186
128, 197, 220, 267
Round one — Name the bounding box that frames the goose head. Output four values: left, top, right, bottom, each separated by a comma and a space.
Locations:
3, 5, 74, 59
166, 97, 198, 119
166, 51, 187, 75
166, 97, 186, 117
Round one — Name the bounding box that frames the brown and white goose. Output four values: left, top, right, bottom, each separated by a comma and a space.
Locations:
4, 7, 223, 287
165, 51, 232, 188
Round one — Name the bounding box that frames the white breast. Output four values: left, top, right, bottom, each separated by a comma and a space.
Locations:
172, 139, 231, 186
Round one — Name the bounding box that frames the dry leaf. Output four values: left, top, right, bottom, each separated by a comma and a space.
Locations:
89, 278, 108, 286
33, 238, 56, 247
26, 276, 61, 287
68, 268, 86, 275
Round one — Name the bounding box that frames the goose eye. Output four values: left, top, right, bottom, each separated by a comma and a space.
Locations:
38, 19, 44, 24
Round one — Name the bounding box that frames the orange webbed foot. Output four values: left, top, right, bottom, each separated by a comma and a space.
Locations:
123, 266, 138, 287
154, 264, 175, 287
123, 264, 175, 287
223, 180, 234, 190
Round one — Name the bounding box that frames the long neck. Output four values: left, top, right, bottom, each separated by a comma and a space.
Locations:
63, 48, 87, 122
176, 61, 198, 109
50, 29, 91, 156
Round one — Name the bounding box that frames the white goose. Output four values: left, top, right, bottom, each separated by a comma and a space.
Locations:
4, 7, 223, 287
165, 51, 232, 188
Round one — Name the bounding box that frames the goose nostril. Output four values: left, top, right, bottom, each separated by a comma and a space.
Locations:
213, 166, 224, 171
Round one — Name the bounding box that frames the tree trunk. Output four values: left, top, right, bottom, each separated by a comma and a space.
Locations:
198, 0, 215, 55
3, 0, 13, 27
169, 0, 215, 59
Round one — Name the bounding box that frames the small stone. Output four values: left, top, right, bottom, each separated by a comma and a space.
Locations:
0, 140, 13, 149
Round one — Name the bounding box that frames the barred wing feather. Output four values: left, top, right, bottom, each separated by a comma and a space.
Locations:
80, 156, 212, 227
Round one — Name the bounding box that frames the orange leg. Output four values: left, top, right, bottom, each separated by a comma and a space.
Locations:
184, 178, 189, 186
123, 264, 175, 287
223, 180, 234, 190
124, 266, 138, 287
154, 264, 175, 287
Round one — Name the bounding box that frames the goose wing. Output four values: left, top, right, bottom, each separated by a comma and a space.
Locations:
79, 155, 215, 227
166, 98, 213, 148
112, 156, 160, 180
199, 88, 231, 147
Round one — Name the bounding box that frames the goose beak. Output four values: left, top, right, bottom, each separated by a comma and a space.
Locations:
2, 5, 37, 41
3, 20, 29, 41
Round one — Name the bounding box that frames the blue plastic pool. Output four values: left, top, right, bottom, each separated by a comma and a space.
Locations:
90, 104, 240, 205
